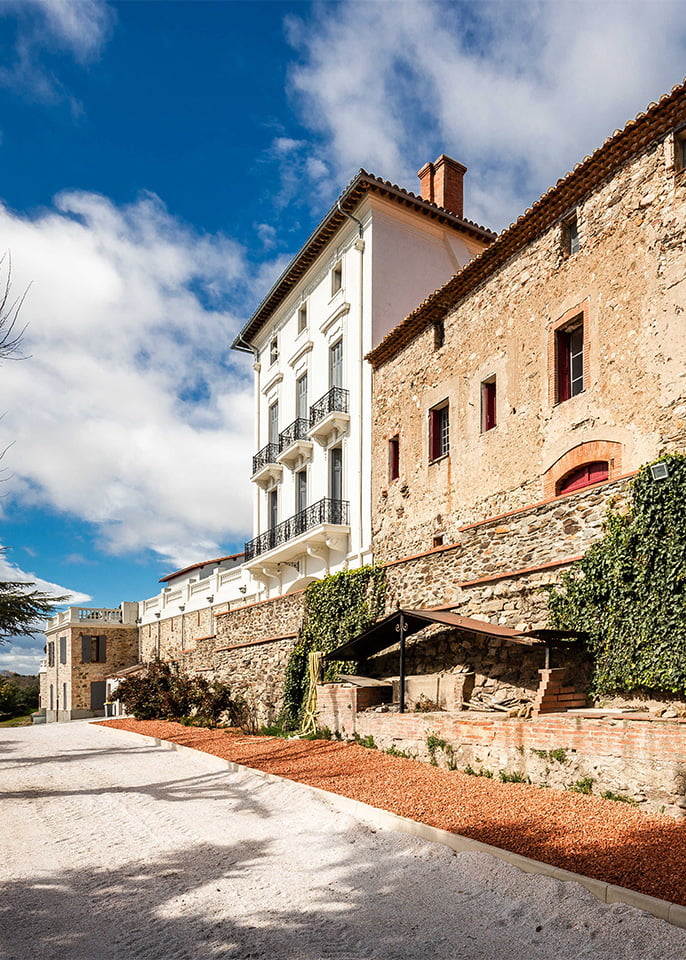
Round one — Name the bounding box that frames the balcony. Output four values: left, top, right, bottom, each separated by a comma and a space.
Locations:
251, 441, 283, 488
244, 497, 350, 566
277, 417, 313, 470
307, 387, 350, 446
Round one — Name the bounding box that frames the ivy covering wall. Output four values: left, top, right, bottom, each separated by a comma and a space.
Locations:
280, 565, 387, 729
549, 455, 686, 696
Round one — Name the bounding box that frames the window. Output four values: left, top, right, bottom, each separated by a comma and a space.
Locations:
429, 403, 449, 461
269, 337, 278, 365
47, 642, 55, 667
268, 401, 279, 445
268, 489, 278, 548
296, 374, 308, 422
297, 303, 308, 333
675, 130, 686, 171
296, 469, 307, 515
556, 319, 584, 402
331, 261, 343, 295
562, 213, 580, 256
433, 321, 445, 350
388, 435, 399, 481
329, 446, 343, 501
59, 636, 67, 664
433, 534, 444, 548
481, 378, 497, 432
556, 461, 609, 495
329, 339, 343, 389
82, 635, 107, 663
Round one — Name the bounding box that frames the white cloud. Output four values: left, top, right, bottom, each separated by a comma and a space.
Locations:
286, 1, 686, 229
0, 0, 113, 101
0, 190, 272, 569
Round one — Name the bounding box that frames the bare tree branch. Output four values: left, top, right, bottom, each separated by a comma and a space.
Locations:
0, 251, 31, 361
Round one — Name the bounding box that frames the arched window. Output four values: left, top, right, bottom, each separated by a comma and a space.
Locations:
556, 461, 609, 495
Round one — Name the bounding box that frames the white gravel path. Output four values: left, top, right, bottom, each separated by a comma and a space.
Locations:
1, 721, 685, 960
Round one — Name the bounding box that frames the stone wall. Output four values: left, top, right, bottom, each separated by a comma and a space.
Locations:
173, 591, 307, 726
372, 127, 686, 561
317, 704, 686, 818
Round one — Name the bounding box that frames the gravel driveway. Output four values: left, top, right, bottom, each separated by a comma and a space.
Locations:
2, 721, 685, 960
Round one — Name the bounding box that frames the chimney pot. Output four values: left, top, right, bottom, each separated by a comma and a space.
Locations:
417, 154, 467, 218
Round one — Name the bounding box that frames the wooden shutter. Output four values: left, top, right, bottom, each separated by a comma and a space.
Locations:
82, 635, 92, 663
556, 330, 571, 402
97, 636, 107, 663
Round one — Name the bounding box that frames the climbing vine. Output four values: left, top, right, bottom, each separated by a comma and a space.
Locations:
280, 565, 387, 729
548, 454, 686, 696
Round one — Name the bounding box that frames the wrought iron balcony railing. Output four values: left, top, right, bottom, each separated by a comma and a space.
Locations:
310, 386, 349, 427
252, 442, 280, 475
278, 418, 311, 451
244, 497, 349, 561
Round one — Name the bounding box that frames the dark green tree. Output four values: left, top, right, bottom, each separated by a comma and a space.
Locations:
0, 580, 67, 643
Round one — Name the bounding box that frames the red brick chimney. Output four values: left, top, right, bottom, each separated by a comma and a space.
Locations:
417, 154, 467, 218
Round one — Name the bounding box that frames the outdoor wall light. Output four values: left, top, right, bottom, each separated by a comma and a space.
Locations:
179, 604, 185, 612
650, 462, 670, 481
206, 595, 214, 604
239, 586, 247, 594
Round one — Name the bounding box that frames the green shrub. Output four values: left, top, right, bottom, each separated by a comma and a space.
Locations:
549, 456, 686, 696
570, 777, 594, 795
601, 790, 639, 805
499, 770, 530, 784
115, 662, 243, 726
280, 565, 386, 730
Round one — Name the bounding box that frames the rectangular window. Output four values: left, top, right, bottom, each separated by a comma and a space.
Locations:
59, 636, 67, 664
268, 401, 279, 445
329, 446, 343, 501
297, 303, 308, 333
47, 641, 55, 667
434, 320, 445, 350
429, 403, 449, 461
296, 469, 307, 515
296, 374, 308, 421
269, 337, 278, 365
481, 378, 497, 432
388, 436, 399, 481
82, 635, 107, 663
675, 130, 686, 171
268, 489, 278, 530
329, 339, 343, 389
563, 213, 580, 256
556, 321, 584, 402
331, 261, 343, 295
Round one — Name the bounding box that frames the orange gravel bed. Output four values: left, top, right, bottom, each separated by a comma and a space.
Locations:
101, 718, 686, 906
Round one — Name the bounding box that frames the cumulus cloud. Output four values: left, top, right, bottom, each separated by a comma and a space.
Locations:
0, 0, 113, 102
0, 190, 271, 569
286, 0, 686, 229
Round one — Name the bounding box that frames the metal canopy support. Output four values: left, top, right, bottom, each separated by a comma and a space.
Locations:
396, 612, 407, 713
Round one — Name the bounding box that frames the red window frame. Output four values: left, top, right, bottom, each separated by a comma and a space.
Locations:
429, 404, 449, 461
388, 436, 399, 481
556, 461, 608, 495
556, 321, 584, 402
481, 379, 496, 432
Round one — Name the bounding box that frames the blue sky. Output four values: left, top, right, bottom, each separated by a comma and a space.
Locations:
1, 0, 686, 672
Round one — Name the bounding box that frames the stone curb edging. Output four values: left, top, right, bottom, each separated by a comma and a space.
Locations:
97, 723, 686, 931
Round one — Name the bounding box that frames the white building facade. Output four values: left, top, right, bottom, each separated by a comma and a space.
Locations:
233, 159, 493, 598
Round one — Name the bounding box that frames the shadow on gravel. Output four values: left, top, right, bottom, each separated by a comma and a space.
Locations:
0, 768, 275, 819
0, 744, 162, 768
2, 828, 684, 960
